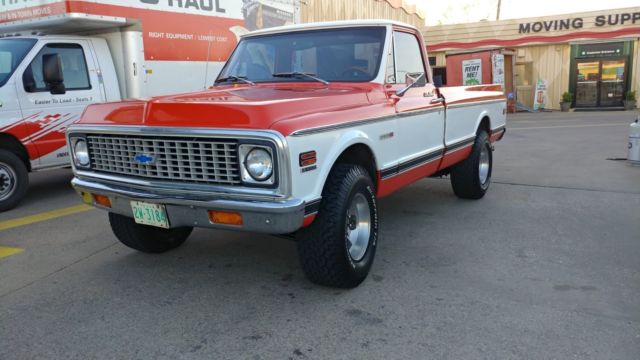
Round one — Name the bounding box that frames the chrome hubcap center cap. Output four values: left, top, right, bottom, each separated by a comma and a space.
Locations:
347, 215, 357, 230
345, 193, 371, 262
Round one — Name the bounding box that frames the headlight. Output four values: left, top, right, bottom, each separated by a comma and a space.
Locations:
73, 139, 90, 167
244, 147, 273, 181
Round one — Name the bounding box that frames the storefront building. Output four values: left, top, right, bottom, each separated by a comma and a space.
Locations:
423, 7, 640, 110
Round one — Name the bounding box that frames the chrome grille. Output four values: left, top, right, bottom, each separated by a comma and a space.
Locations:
86, 134, 241, 185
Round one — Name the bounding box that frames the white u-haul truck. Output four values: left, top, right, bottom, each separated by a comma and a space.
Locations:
0, 0, 296, 211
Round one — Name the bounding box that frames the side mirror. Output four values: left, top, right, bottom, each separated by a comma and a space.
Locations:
395, 72, 426, 97
42, 53, 65, 94
409, 72, 427, 87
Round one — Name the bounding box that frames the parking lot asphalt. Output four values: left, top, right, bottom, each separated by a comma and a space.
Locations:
1, 111, 639, 360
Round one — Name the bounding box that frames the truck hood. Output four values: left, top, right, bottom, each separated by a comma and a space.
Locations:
79, 83, 381, 136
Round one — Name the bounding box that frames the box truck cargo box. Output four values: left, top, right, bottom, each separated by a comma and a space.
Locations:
0, 0, 297, 211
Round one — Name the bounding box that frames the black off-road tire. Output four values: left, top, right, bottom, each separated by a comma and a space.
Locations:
450, 130, 492, 199
0, 149, 29, 212
296, 164, 378, 288
108, 212, 192, 253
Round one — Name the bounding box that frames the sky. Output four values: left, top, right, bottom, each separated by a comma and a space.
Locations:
407, 0, 640, 25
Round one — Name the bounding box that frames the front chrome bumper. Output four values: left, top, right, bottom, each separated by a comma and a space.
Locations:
71, 177, 306, 234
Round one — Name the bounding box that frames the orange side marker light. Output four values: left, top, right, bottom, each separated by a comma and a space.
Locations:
92, 194, 112, 208
208, 210, 243, 226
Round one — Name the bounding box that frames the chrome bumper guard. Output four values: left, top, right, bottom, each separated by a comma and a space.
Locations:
71, 177, 305, 234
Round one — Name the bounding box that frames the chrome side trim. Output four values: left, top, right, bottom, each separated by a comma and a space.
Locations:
380, 148, 444, 180
444, 136, 476, 154
66, 125, 292, 199
445, 99, 505, 109
290, 107, 443, 137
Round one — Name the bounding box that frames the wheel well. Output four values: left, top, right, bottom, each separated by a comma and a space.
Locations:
0, 133, 31, 171
478, 116, 491, 135
334, 144, 377, 185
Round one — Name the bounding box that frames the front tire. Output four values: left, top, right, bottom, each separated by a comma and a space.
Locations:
0, 149, 29, 212
296, 164, 378, 288
450, 130, 492, 199
108, 212, 192, 253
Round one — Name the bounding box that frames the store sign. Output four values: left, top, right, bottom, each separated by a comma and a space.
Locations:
577, 42, 625, 58
492, 53, 505, 90
462, 59, 482, 85
518, 11, 640, 34
533, 79, 548, 111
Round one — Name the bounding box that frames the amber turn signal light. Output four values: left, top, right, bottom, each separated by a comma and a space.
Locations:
299, 151, 317, 167
208, 210, 243, 226
92, 194, 112, 208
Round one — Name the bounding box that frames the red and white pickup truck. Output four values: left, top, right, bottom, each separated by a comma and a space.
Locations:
67, 20, 506, 288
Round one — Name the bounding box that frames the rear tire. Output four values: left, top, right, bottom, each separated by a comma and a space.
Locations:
296, 164, 378, 288
450, 130, 492, 199
0, 149, 29, 212
108, 212, 192, 253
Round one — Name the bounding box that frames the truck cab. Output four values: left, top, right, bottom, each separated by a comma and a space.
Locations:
0, 35, 120, 210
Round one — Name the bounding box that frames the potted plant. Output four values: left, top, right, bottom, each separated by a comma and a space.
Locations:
624, 90, 637, 110
560, 92, 572, 112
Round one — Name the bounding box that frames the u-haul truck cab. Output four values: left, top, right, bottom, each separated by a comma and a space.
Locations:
0, 0, 296, 211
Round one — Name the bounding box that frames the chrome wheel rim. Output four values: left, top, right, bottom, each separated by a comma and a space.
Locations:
0, 162, 17, 201
345, 193, 371, 262
479, 143, 490, 185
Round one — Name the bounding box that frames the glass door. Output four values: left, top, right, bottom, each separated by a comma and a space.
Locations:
599, 59, 626, 107
575, 58, 627, 107
575, 61, 599, 107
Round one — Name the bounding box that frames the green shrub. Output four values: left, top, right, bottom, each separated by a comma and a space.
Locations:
626, 90, 636, 101
561, 92, 572, 103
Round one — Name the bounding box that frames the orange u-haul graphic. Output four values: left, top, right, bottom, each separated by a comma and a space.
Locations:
0, 0, 297, 210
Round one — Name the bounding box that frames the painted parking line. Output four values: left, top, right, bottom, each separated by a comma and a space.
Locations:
0, 204, 93, 232
0, 246, 24, 259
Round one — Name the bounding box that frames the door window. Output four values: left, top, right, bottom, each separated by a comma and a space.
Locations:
23, 43, 91, 92
385, 39, 396, 83
600, 59, 625, 107
576, 61, 599, 107
392, 31, 425, 84
0, 38, 37, 87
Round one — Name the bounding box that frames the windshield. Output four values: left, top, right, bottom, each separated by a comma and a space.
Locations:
217, 27, 386, 84
0, 38, 37, 87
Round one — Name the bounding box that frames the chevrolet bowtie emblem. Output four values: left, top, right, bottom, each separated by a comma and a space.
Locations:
133, 154, 156, 165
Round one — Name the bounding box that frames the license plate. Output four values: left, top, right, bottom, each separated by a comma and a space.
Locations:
130, 201, 170, 228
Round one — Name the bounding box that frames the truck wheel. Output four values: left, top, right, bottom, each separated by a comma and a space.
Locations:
296, 164, 378, 288
0, 149, 29, 212
108, 212, 192, 253
450, 130, 492, 199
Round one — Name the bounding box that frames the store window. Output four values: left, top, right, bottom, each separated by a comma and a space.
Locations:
515, 62, 532, 86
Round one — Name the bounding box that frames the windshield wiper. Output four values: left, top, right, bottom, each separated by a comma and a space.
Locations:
272, 72, 329, 85
215, 76, 255, 86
